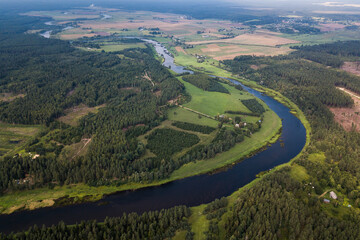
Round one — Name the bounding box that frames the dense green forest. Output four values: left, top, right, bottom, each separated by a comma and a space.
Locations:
146, 128, 200, 158
182, 74, 229, 94
290, 41, 360, 67
0, 206, 192, 240
241, 99, 265, 115
0, 14, 189, 191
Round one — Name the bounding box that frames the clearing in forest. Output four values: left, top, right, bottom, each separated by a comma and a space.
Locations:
341, 62, 360, 77
329, 87, 360, 131
57, 104, 105, 126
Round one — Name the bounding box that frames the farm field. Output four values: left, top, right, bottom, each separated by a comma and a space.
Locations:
185, 43, 293, 60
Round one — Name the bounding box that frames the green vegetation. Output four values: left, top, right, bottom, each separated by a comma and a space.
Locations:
179, 77, 256, 117
182, 74, 229, 94
241, 98, 265, 114
0, 123, 42, 157
171, 110, 280, 179
147, 128, 200, 158
2, 206, 192, 240
171, 121, 216, 134
168, 107, 219, 128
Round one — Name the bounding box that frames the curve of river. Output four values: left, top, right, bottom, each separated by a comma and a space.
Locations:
0, 40, 306, 234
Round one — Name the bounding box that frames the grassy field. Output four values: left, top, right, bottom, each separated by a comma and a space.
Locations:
0, 123, 42, 157
179, 77, 260, 117
168, 107, 219, 127
99, 43, 147, 52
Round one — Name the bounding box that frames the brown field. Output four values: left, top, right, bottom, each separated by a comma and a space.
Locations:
341, 62, 360, 76
313, 11, 360, 15
175, 46, 187, 54
186, 33, 299, 46
59, 33, 97, 40
57, 104, 105, 126
0, 93, 25, 102
318, 23, 346, 32
198, 43, 293, 60
330, 88, 360, 131
58, 138, 92, 161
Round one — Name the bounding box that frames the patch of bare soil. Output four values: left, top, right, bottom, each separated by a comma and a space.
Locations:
330, 88, 360, 131
0, 93, 25, 102
341, 62, 360, 77
175, 46, 187, 54
318, 23, 346, 32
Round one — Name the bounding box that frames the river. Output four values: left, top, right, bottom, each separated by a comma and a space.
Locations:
0, 40, 306, 234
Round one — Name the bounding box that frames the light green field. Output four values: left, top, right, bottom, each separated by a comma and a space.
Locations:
168, 107, 219, 128
100, 43, 147, 52
0, 123, 42, 157
179, 77, 260, 117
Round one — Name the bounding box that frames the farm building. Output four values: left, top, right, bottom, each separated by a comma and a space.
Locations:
330, 191, 337, 200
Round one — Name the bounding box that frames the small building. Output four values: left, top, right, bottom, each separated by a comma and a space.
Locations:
323, 199, 330, 204
235, 124, 240, 128
330, 191, 337, 200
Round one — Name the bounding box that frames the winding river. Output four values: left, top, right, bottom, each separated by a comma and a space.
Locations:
0, 40, 306, 234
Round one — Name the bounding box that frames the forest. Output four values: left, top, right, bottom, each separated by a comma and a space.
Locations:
241, 99, 265, 115
290, 41, 360, 67
146, 128, 200, 158
0, 14, 189, 191
182, 74, 229, 94
0, 206, 192, 240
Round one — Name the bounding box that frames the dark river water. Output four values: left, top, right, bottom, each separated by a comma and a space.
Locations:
0, 40, 306, 234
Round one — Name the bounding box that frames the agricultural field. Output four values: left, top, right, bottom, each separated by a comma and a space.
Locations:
185, 43, 292, 60
0, 123, 42, 157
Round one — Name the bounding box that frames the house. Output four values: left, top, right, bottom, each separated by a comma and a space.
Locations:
330, 191, 337, 200
235, 124, 240, 128
323, 199, 330, 203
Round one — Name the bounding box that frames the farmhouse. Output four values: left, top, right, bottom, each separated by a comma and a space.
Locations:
330, 191, 337, 200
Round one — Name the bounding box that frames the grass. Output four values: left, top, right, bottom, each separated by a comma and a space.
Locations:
0, 123, 42, 158
168, 107, 219, 128
179, 77, 259, 117
188, 205, 209, 240
290, 164, 310, 182
100, 43, 146, 52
